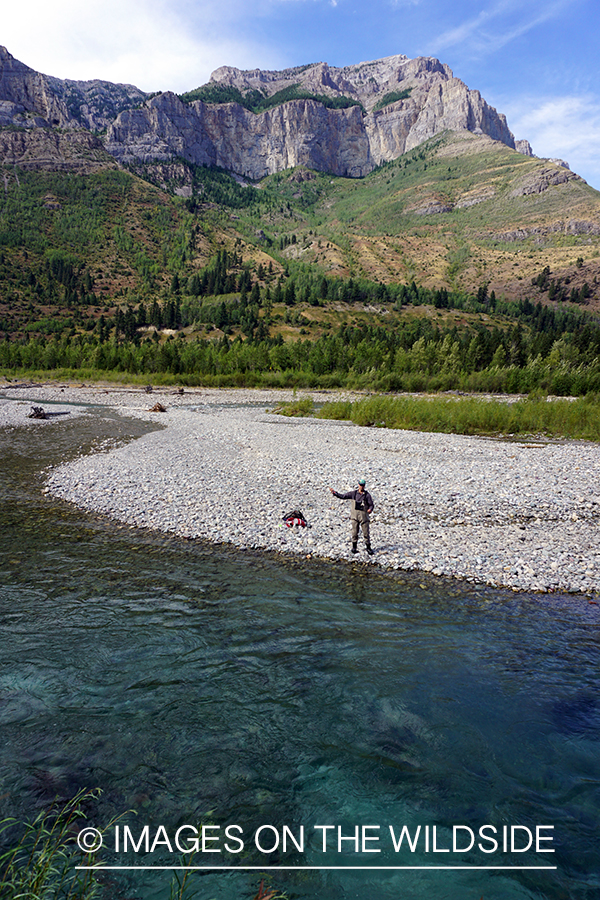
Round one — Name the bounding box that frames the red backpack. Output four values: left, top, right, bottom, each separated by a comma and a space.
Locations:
282, 509, 308, 528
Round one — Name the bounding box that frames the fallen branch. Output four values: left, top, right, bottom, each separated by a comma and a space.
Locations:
28, 406, 47, 419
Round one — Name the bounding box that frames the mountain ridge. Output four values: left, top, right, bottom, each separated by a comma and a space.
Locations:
106, 53, 521, 178
1, 45, 528, 179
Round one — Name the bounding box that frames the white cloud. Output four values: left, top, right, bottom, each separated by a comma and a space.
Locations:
504, 94, 600, 189
427, 0, 571, 58
2, 0, 283, 91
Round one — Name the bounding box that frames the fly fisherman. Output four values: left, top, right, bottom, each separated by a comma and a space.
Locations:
329, 478, 374, 555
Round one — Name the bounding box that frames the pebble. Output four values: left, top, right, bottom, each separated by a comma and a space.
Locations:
3, 382, 600, 595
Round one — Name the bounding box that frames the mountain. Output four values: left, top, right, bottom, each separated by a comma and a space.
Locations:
305, 130, 600, 302
2, 44, 600, 359
0, 45, 141, 172
0, 45, 147, 132
1, 46, 523, 179
106, 55, 521, 179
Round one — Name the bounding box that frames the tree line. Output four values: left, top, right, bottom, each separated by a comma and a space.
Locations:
4, 312, 600, 396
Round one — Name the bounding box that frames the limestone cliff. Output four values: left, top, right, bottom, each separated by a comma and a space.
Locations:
0, 45, 148, 133
46, 76, 148, 132
106, 54, 517, 178
0, 46, 532, 179
366, 71, 515, 164
0, 45, 73, 128
105, 92, 372, 178
0, 127, 117, 172
0, 46, 151, 172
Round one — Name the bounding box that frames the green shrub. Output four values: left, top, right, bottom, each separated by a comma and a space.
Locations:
272, 396, 314, 417
373, 88, 412, 112
0, 793, 286, 900
316, 400, 352, 420
0, 789, 104, 900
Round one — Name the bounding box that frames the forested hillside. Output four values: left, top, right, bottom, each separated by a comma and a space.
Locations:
2, 130, 600, 394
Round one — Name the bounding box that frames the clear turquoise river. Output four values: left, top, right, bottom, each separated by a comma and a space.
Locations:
0, 406, 598, 899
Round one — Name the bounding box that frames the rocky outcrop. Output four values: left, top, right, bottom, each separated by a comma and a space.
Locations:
127, 160, 194, 197
509, 166, 582, 198
0, 45, 73, 128
106, 92, 373, 178
548, 158, 570, 170
515, 139, 533, 156
0, 127, 117, 172
496, 219, 600, 242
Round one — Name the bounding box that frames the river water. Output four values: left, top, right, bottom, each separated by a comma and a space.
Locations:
0, 406, 598, 900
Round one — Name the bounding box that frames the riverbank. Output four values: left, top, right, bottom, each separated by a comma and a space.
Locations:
3, 381, 600, 594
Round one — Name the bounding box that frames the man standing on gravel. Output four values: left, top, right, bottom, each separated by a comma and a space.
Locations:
329, 478, 374, 555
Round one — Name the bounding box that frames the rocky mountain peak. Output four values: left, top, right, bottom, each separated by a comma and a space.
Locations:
0, 46, 547, 181
0, 45, 73, 129
0, 45, 148, 134
102, 52, 518, 179
209, 54, 454, 113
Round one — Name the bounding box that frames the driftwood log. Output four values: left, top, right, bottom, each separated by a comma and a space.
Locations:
27, 406, 70, 419
28, 406, 48, 419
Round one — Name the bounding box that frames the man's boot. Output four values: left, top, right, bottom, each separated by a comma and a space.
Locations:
366, 544, 374, 556
352, 542, 358, 553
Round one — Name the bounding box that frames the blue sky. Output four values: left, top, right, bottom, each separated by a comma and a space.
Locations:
4, 0, 600, 187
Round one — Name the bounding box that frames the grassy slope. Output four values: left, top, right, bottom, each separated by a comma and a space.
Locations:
3, 129, 600, 347
249, 132, 600, 304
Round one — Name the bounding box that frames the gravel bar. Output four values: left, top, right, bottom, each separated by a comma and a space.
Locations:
4, 382, 600, 594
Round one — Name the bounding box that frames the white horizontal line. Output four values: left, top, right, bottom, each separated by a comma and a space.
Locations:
76, 865, 558, 871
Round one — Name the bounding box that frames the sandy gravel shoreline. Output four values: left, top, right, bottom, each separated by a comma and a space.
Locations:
3, 381, 600, 595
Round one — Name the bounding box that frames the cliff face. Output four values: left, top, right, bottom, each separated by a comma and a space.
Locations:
0, 46, 523, 179
106, 54, 516, 178
210, 55, 514, 155
366, 75, 514, 164
46, 76, 148, 132
0, 127, 117, 172
0, 45, 148, 133
105, 92, 373, 178
0, 46, 127, 171
0, 45, 73, 128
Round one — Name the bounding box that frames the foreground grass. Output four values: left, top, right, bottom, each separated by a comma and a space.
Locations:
274, 393, 600, 441
0, 789, 104, 900
0, 792, 286, 900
